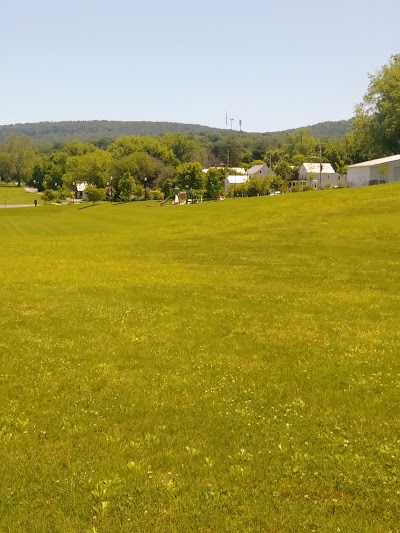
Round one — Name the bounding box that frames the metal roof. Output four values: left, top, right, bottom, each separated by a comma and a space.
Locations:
247, 164, 264, 175
225, 175, 248, 184
301, 163, 335, 174
348, 155, 400, 168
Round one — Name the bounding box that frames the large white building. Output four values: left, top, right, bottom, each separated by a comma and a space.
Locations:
347, 155, 400, 187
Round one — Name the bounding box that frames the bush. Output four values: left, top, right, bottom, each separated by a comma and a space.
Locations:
42, 189, 56, 204
85, 185, 106, 204
147, 189, 164, 200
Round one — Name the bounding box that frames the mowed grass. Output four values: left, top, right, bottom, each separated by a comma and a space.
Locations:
0, 186, 399, 532
0, 184, 41, 205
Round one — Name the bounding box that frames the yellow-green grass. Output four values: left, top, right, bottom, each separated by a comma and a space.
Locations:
0, 183, 41, 205
0, 185, 399, 532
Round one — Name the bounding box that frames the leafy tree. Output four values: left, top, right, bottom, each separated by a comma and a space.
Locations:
29, 155, 63, 191
42, 189, 56, 204
175, 162, 204, 191
56, 185, 70, 203
205, 168, 226, 197
118, 173, 135, 201
353, 54, 400, 156
85, 185, 105, 204
0, 135, 37, 186
269, 175, 285, 191
274, 160, 292, 181
247, 177, 269, 196
162, 178, 174, 198
66, 149, 111, 188
163, 133, 195, 163
62, 140, 96, 157
108, 136, 177, 166
211, 136, 242, 167
377, 164, 390, 184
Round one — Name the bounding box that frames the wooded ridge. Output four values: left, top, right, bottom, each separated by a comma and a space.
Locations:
0, 119, 352, 144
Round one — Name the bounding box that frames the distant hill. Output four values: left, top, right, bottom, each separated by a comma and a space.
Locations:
271, 120, 352, 139
0, 119, 352, 145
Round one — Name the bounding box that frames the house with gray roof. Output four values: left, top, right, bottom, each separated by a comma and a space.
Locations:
247, 163, 275, 179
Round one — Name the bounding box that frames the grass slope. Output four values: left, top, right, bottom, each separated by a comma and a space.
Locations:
0, 184, 41, 205
0, 186, 399, 532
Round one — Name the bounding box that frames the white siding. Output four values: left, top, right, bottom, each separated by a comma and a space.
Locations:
347, 167, 370, 187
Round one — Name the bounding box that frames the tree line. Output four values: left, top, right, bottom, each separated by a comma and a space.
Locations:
0, 53, 398, 201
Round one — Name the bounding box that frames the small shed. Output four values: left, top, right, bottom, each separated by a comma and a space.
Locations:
75, 182, 88, 200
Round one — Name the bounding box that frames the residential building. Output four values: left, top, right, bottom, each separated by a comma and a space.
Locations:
296, 162, 342, 189
247, 163, 275, 179
347, 155, 400, 187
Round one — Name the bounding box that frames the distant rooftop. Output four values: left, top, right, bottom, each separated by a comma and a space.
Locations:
301, 162, 335, 174
225, 175, 248, 185
348, 155, 400, 168
247, 164, 264, 175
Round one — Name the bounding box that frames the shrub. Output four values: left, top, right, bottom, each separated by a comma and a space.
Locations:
85, 185, 106, 205
42, 189, 56, 204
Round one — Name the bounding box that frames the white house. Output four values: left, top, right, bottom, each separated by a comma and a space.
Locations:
224, 175, 248, 192
297, 162, 342, 189
347, 155, 400, 187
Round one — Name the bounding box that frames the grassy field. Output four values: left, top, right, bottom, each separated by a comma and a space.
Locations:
0, 185, 399, 532
0, 183, 42, 205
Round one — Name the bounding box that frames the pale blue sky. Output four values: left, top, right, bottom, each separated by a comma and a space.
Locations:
1, 0, 399, 132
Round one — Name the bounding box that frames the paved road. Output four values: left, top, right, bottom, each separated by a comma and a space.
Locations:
0, 204, 37, 209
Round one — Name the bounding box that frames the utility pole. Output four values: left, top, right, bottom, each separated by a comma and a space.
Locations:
239, 120, 242, 135
319, 143, 322, 190
227, 149, 230, 168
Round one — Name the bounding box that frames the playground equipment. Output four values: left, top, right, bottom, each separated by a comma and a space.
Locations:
160, 187, 201, 206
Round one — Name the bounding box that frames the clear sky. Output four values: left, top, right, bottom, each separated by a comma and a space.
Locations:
1, 0, 399, 132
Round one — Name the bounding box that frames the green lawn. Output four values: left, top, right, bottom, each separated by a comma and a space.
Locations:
0, 186, 399, 532
0, 183, 42, 205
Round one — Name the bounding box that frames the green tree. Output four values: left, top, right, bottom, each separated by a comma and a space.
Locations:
175, 162, 204, 191
85, 185, 105, 204
274, 160, 292, 181
205, 168, 226, 197
118, 173, 135, 201
163, 133, 195, 163
162, 178, 174, 198
108, 136, 177, 166
42, 189, 56, 204
66, 149, 111, 188
353, 54, 400, 156
29, 154, 64, 191
211, 136, 242, 167
269, 175, 285, 192
0, 135, 37, 186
